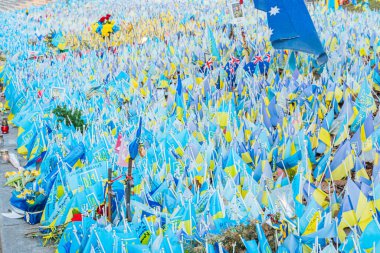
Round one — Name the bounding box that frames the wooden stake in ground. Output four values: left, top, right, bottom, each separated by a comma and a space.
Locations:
125, 117, 142, 222
107, 167, 113, 222
125, 157, 134, 222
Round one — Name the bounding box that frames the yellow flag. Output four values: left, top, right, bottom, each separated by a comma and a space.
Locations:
302, 210, 321, 236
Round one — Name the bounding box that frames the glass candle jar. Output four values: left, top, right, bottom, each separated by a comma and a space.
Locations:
0, 149, 9, 163
0, 135, 4, 148
1, 118, 9, 134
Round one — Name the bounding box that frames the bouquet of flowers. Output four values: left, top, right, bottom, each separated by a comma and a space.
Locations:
4, 169, 40, 191
91, 14, 120, 37
5, 170, 47, 224
10, 187, 47, 225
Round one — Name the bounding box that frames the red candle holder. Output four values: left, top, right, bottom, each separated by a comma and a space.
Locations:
1, 118, 9, 134
1, 125, 9, 134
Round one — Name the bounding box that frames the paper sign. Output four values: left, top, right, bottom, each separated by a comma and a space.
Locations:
51, 87, 66, 101
231, 2, 244, 23
66, 161, 107, 193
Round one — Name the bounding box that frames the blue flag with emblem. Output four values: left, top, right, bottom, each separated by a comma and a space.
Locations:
129, 117, 143, 160
254, 0, 327, 65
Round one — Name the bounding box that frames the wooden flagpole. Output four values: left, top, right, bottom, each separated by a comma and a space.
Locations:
125, 157, 134, 222
107, 167, 113, 222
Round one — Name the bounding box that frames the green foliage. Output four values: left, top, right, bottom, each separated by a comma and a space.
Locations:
26, 223, 68, 247
345, 0, 380, 11
52, 105, 86, 133
186, 220, 277, 253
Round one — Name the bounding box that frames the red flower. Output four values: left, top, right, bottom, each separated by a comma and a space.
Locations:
106, 14, 111, 20
99, 17, 106, 23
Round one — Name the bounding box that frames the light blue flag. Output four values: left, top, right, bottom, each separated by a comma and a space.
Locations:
207, 243, 217, 253
282, 233, 302, 253
57, 221, 83, 253
373, 63, 380, 85
339, 234, 355, 253
302, 219, 337, 246
351, 78, 375, 132
288, 52, 297, 72
256, 223, 272, 253
160, 230, 182, 253
299, 198, 323, 235
127, 243, 150, 252
242, 237, 260, 253
208, 26, 221, 62
359, 219, 380, 251
63, 142, 85, 170
129, 117, 143, 159
82, 228, 113, 253
66, 161, 108, 192
277, 246, 290, 253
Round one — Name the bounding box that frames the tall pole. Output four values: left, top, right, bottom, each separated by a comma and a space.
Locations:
125, 157, 134, 222
241, 26, 250, 63
107, 168, 113, 222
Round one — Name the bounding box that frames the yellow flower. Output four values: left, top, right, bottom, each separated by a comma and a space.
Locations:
23, 171, 30, 177
5, 171, 16, 178
91, 22, 99, 33
31, 170, 40, 176
101, 23, 114, 37
26, 199, 35, 205
57, 42, 66, 51
23, 189, 32, 195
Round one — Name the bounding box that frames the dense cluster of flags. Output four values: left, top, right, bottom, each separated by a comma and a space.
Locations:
0, 0, 380, 252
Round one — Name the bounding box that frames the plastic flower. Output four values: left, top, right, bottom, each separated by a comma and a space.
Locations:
5, 171, 17, 178
24, 189, 32, 195
16, 189, 32, 199
112, 25, 120, 33
96, 25, 103, 35
16, 192, 25, 198
31, 170, 40, 176
99, 17, 106, 23
101, 23, 114, 37
26, 199, 35, 205
57, 42, 67, 51
91, 23, 99, 33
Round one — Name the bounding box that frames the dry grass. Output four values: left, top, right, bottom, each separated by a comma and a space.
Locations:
344, 0, 380, 11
